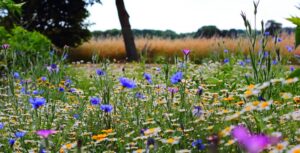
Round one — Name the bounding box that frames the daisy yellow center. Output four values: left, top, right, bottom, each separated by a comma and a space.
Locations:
276, 144, 284, 150
167, 138, 175, 144
66, 143, 72, 149
261, 102, 269, 108
252, 101, 260, 106
293, 149, 300, 153
245, 106, 252, 111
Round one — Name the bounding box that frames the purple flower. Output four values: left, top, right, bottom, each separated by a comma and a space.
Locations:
143, 73, 152, 84
192, 139, 205, 150
290, 66, 295, 71
197, 87, 203, 96
73, 114, 80, 119
263, 52, 269, 58
119, 77, 136, 88
286, 45, 293, 52
224, 58, 229, 63
58, 87, 65, 92
0, 123, 4, 129
245, 58, 251, 63
9, 139, 15, 146
231, 125, 272, 153
96, 69, 105, 76
2, 44, 9, 50
182, 49, 191, 55
135, 92, 146, 99
277, 38, 282, 42
168, 87, 179, 94
47, 64, 59, 73
13, 72, 20, 79
239, 61, 245, 66
272, 60, 278, 65
41, 77, 47, 81
192, 106, 203, 117
36, 129, 57, 138
264, 31, 270, 36
64, 79, 72, 87
29, 97, 46, 109
170, 71, 183, 84
224, 49, 229, 53
15, 131, 26, 138
100, 104, 113, 113
90, 97, 101, 105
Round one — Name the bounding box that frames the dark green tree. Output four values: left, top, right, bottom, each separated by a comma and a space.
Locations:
265, 20, 282, 36
0, 0, 91, 47
194, 25, 221, 38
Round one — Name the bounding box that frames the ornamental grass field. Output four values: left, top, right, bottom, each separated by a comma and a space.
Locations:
1, 39, 300, 152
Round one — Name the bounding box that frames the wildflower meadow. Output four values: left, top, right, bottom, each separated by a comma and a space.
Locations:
1, 1, 300, 153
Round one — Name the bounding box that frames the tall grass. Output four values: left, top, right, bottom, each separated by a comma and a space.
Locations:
72, 33, 295, 63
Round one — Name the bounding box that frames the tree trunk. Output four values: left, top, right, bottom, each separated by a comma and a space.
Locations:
115, 0, 139, 61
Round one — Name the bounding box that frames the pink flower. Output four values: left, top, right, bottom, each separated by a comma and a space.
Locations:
182, 49, 191, 55
36, 130, 57, 138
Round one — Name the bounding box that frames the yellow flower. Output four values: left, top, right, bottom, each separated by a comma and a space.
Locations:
92, 134, 108, 141
102, 129, 113, 134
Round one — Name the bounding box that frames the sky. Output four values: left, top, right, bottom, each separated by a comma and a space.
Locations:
87, 0, 300, 33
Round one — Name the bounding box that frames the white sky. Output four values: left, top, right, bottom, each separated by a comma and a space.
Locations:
87, 0, 300, 33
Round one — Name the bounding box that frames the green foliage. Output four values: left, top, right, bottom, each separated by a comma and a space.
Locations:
1, 0, 91, 47
8, 26, 51, 56
0, 0, 24, 16
0, 27, 10, 44
296, 27, 300, 48
288, 68, 300, 78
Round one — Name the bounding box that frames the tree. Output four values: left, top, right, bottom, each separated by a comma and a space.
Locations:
115, 0, 139, 61
0, 0, 91, 47
265, 20, 282, 36
194, 25, 221, 38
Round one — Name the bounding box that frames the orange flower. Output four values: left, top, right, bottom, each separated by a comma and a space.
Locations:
92, 134, 108, 141
102, 129, 113, 133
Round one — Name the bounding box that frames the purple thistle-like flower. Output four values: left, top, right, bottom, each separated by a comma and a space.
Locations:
119, 77, 136, 88
2, 44, 9, 50
168, 87, 179, 94
170, 71, 183, 84
100, 104, 113, 113
90, 97, 101, 105
36, 130, 57, 138
231, 125, 251, 143
143, 73, 152, 84
29, 97, 46, 109
286, 45, 293, 52
182, 49, 191, 55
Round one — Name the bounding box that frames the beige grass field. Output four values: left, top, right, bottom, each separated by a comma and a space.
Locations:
72, 33, 295, 62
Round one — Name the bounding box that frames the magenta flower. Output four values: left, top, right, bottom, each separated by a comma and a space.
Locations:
2, 44, 9, 50
182, 49, 191, 55
168, 87, 179, 94
231, 125, 278, 153
36, 130, 57, 138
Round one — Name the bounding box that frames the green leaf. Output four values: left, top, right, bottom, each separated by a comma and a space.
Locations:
288, 68, 300, 78
286, 16, 300, 26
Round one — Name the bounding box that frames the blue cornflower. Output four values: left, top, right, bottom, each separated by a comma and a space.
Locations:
69, 88, 77, 93
239, 61, 245, 66
245, 58, 251, 64
135, 92, 146, 99
8, 139, 15, 146
21, 87, 30, 95
263, 52, 269, 58
143, 73, 152, 84
197, 87, 203, 96
64, 79, 72, 87
29, 97, 46, 109
264, 31, 270, 36
277, 37, 282, 42
224, 49, 229, 53
41, 77, 47, 81
47, 64, 59, 73
192, 106, 203, 117
224, 58, 229, 64
192, 139, 205, 150
90, 97, 101, 105
73, 114, 80, 119
32, 90, 39, 95
100, 104, 113, 113
272, 60, 278, 65
119, 77, 136, 88
96, 69, 105, 76
170, 71, 183, 84
0, 122, 4, 129
15, 131, 26, 138
62, 53, 68, 60
58, 87, 65, 92
286, 45, 293, 52
290, 66, 295, 71
13, 72, 20, 79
